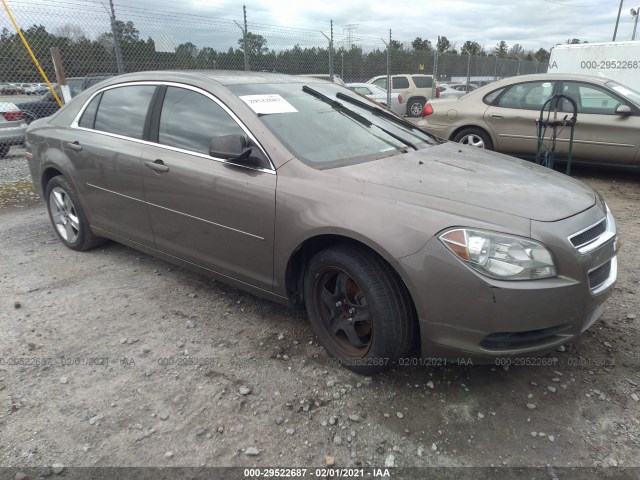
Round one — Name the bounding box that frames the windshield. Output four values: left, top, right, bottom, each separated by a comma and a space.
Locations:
606, 81, 640, 107
229, 82, 437, 168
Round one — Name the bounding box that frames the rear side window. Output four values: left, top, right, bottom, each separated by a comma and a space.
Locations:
78, 93, 102, 129
158, 86, 245, 155
413, 76, 433, 88
392, 76, 410, 89
93, 86, 156, 139
496, 81, 555, 110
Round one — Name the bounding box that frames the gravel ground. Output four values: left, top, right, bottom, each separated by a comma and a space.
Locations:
1, 153, 639, 475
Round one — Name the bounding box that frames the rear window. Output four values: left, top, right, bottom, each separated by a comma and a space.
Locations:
412, 76, 433, 88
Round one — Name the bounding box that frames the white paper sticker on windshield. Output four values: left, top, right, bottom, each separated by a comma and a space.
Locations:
239, 94, 298, 114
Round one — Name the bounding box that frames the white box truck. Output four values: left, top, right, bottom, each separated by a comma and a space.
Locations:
548, 41, 640, 89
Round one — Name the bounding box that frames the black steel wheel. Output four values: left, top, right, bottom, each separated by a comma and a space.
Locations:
304, 244, 416, 374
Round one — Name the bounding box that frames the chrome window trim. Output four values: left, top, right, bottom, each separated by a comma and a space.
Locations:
568, 208, 617, 255
70, 80, 276, 175
589, 256, 617, 295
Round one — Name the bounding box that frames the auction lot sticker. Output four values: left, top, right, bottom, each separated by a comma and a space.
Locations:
240, 94, 298, 114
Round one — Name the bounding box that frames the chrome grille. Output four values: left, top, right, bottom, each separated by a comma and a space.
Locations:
589, 261, 612, 291
570, 219, 606, 249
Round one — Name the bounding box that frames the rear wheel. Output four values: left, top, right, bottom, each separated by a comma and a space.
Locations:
45, 176, 106, 251
304, 245, 415, 374
406, 97, 426, 117
452, 127, 494, 150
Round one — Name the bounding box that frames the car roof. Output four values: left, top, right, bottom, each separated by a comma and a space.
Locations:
95, 70, 329, 87
489, 73, 614, 87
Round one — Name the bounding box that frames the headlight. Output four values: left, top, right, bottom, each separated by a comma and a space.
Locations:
439, 228, 557, 280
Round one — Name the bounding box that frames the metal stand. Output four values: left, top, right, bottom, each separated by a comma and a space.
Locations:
535, 94, 578, 175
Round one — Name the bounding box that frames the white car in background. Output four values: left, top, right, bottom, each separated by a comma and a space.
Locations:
0, 101, 27, 157
347, 82, 405, 115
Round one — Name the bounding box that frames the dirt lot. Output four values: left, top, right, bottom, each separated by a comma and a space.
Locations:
1, 148, 639, 476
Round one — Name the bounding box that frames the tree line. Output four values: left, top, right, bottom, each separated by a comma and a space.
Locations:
1, 21, 551, 84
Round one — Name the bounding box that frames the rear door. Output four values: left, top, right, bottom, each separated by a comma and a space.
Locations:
483, 80, 556, 154
62, 84, 157, 246
141, 85, 276, 291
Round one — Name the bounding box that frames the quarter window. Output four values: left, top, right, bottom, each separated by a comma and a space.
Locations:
78, 93, 101, 129
93, 85, 156, 139
158, 87, 245, 155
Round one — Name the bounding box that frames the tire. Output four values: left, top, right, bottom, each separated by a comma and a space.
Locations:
24, 114, 35, 125
45, 176, 106, 251
452, 127, 494, 150
406, 97, 425, 117
304, 244, 416, 374
0, 145, 9, 158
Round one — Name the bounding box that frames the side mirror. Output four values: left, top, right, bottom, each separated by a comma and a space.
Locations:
615, 104, 632, 115
208, 133, 266, 168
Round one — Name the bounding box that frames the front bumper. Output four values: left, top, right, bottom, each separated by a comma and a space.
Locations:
399, 204, 618, 360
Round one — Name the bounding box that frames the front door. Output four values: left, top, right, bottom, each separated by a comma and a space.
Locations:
141, 85, 276, 291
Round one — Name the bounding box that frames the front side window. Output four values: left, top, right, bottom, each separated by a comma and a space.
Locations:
371, 78, 387, 89
93, 85, 156, 139
562, 82, 622, 115
158, 87, 245, 155
496, 81, 555, 110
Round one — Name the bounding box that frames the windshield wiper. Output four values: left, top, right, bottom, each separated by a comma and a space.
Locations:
336, 91, 436, 143
302, 85, 417, 151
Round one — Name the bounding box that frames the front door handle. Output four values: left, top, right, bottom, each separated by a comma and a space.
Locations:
491, 113, 504, 119
145, 159, 169, 173
67, 141, 83, 152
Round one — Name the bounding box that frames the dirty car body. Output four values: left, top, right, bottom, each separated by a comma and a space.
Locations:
25, 71, 618, 373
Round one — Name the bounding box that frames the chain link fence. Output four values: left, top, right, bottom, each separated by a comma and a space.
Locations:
1, 0, 547, 120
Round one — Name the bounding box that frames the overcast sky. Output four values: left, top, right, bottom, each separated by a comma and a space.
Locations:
6, 0, 639, 52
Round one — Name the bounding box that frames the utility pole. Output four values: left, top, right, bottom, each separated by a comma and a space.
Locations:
321, 21, 334, 81
243, 5, 250, 71
613, 0, 624, 40
234, 6, 250, 71
329, 20, 334, 81
380, 34, 390, 107
109, 0, 124, 74
632, 7, 639, 40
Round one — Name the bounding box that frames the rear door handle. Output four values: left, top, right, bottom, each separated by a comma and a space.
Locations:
67, 141, 83, 152
491, 113, 504, 119
145, 159, 169, 173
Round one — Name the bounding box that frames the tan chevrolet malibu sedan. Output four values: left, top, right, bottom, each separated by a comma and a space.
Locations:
26, 71, 619, 374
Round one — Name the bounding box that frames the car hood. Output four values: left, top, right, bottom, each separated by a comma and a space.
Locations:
328, 142, 595, 222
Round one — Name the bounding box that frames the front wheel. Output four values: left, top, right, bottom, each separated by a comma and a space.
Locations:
452, 127, 494, 150
304, 245, 416, 374
45, 176, 106, 251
